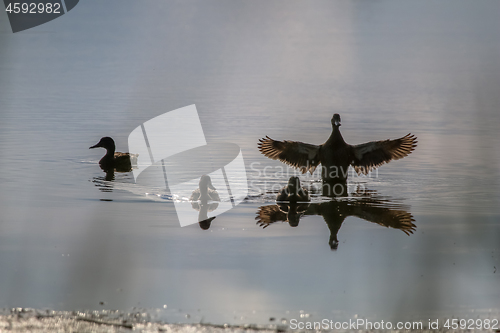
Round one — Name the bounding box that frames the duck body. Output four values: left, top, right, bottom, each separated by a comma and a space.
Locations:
259, 114, 417, 185
190, 175, 221, 203
276, 176, 310, 203
319, 126, 352, 182
190, 188, 220, 202
90, 137, 138, 172
190, 176, 220, 229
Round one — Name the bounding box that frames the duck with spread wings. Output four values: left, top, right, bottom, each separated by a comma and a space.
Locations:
258, 114, 417, 188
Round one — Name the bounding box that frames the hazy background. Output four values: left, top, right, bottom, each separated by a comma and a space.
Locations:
0, 0, 499, 325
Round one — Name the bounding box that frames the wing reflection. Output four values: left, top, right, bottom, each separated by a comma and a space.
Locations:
256, 190, 416, 250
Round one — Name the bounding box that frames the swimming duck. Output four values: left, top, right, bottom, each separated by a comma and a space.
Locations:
89, 137, 138, 172
258, 114, 417, 183
276, 176, 310, 202
190, 175, 221, 203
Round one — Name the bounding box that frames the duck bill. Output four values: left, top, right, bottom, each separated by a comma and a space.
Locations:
89, 143, 101, 149
334, 120, 341, 126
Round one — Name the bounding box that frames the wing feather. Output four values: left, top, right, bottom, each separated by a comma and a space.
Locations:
351, 133, 417, 175
258, 136, 321, 174
350, 205, 417, 235
255, 205, 288, 228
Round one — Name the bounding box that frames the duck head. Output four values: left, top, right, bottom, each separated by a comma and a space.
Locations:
331, 114, 341, 127
199, 175, 216, 191
287, 176, 301, 194
90, 137, 116, 151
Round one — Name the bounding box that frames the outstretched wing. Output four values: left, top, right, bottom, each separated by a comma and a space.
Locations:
258, 136, 321, 174
351, 133, 417, 174
255, 205, 288, 228
350, 204, 416, 236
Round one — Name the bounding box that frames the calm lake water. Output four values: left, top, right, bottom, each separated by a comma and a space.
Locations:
1, 0, 499, 328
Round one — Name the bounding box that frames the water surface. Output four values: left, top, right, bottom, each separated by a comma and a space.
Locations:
0, 0, 499, 327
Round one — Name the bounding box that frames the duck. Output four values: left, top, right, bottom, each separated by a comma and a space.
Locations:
191, 200, 218, 230
256, 202, 310, 228
276, 176, 310, 202
190, 175, 221, 203
258, 114, 417, 184
256, 192, 416, 250
89, 137, 138, 172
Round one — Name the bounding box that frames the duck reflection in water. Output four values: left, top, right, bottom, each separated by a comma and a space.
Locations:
190, 175, 220, 230
257, 183, 416, 250
274, 176, 311, 226
91, 168, 115, 192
